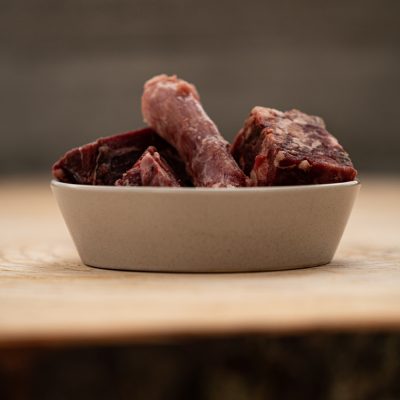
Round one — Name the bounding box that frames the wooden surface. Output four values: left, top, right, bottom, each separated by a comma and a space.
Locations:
0, 176, 399, 346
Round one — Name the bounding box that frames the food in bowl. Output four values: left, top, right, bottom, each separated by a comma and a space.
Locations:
51, 74, 359, 271
115, 146, 181, 187
52, 127, 190, 186
52, 74, 357, 187
231, 107, 357, 185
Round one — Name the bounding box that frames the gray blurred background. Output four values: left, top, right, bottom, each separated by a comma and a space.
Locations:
1, 0, 399, 175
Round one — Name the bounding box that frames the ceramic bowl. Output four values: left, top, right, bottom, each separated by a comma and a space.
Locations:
51, 180, 360, 272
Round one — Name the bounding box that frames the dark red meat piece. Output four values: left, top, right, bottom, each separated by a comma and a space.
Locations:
52, 141, 98, 185
115, 146, 181, 187
52, 128, 191, 185
231, 107, 357, 185
141, 74, 248, 188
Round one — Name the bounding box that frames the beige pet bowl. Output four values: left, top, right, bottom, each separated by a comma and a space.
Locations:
51, 180, 359, 272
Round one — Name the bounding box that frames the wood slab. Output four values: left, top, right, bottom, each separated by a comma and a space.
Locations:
0, 176, 399, 346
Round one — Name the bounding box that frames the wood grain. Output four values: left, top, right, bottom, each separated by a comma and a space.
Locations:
0, 176, 399, 346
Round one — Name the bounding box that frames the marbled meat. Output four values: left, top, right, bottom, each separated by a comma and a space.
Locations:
52, 128, 190, 185
141, 75, 248, 188
231, 107, 357, 185
115, 146, 181, 187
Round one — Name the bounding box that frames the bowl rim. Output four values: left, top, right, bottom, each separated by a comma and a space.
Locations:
51, 179, 360, 193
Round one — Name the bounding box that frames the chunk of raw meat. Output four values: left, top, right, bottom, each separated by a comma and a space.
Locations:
115, 146, 181, 187
231, 107, 357, 185
141, 74, 248, 188
52, 141, 98, 185
52, 128, 191, 185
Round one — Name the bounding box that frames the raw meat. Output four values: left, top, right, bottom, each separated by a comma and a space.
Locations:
115, 146, 181, 187
52, 128, 190, 185
231, 107, 357, 185
141, 74, 248, 188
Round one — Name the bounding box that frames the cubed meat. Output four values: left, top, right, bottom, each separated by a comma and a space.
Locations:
231, 107, 357, 185
115, 146, 181, 187
52, 128, 190, 185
